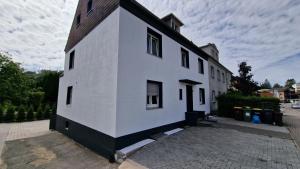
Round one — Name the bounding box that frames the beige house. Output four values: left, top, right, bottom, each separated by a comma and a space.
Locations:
200, 43, 232, 113
293, 83, 300, 94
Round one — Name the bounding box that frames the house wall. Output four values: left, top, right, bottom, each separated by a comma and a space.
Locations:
208, 59, 231, 111
115, 8, 210, 137
57, 8, 120, 137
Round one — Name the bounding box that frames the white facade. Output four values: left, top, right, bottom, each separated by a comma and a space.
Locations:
57, 7, 210, 138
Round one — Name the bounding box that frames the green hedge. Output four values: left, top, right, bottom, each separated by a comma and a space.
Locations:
217, 92, 280, 117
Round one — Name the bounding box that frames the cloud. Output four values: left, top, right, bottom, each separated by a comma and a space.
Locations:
136, 0, 300, 84
0, 0, 299, 84
0, 0, 77, 71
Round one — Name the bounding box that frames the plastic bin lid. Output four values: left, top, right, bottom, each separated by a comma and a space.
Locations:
234, 107, 243, 109
253, 108, 262, 111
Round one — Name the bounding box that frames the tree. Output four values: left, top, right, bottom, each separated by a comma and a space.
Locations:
36, 70, 62, 105
36, 105, 43, 120
285, 79, 296, 89
231, 62, 259, 95
260, 79, 272, 89
5, 106, 15, 122
27, 105, 34, 121
273, 83, 282, 89
17, 105, 26, 122
0, 105, 3, 122
0, 53, 32, 105
43, 104, 51, 119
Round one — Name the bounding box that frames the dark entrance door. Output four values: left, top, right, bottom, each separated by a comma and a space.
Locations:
186, 85, 193, 112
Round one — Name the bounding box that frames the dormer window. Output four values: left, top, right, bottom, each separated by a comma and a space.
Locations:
87, 0, 93, 14
161, 13, 184, 33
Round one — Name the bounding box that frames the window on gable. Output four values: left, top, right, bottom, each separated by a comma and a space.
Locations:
199, 88, 205, 105
76, 14, 81, 26
217, 70, 221, 81
147, 28, 162, 57
181, 48, 189, 68
147, 81, 163, 109
222, 72, 225, 83
212, 90, 216, 102
66, 86, 73, 105
87, 0, 93, 14
69, 51, 75, 70
198, 59, 204, 74
211, 66, 215, 79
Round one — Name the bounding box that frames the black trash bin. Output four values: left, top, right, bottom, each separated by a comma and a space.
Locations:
274, 112, 283, 126
185, 112, 199, 126
234, 107, 243, 121
263, 109, 274, 124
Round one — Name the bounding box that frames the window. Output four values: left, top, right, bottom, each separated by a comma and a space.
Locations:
212, 90, 216, 102
69, 51, 75, 70
87, 0, 93, 14
198, 59, 204, 74
218, 91, 221, 96
66, 86, 73, 105
179, 89, 183, 100
147, 81, 162, 108
222, 72, 225, 83
181, 48, 189, 68
147, 28, 162, 57
211, 66, 215, 79
76, 14, 81, 26
217, 70, 221, 81
199, 88, 205, 104
65, 121, 69, 130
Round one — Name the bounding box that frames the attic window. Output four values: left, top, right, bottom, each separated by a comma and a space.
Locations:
76, 14, 81, 26
87, 0, 93, 14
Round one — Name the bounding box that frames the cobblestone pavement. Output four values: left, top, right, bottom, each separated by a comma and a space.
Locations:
282, 103, 300, 147
0, 120, 50, 166
0, 132, 118, 169
129, 127, 300, 169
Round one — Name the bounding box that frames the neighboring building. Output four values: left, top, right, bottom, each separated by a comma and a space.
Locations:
293, 83, 300, 95
200, 43, 232, 112
56, 0, 213, 161
257, 89, 275, 97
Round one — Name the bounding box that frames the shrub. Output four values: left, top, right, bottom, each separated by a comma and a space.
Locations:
5, 106, 15, 122
0, 105, 4, 122
27, 105, 34, 121
44, 104, 51, 119
217, 92, 280, 117
36, 105, 44, 120
16, 105, 26, 122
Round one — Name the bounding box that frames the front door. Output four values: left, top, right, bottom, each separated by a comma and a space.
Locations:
186, 85, 193, 112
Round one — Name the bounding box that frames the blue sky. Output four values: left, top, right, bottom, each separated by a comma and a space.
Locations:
0, 0, 299, 85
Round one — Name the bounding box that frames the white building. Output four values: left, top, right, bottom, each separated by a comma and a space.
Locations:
54, 0, 230, 161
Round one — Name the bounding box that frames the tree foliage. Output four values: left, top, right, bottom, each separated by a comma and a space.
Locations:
273, 83, 283, 89
231, 62, 259, 95
285, 79, 296, 89
17, 105, 26, 122
260, 79, 272, 89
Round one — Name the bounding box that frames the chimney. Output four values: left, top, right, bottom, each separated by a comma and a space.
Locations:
161, 13, 184, 33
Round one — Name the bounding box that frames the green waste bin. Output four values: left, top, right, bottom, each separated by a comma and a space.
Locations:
243, 107, 252, 122
234, 107, 243, 121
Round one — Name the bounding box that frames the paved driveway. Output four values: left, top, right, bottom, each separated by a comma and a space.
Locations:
283, 103, 300, 147
129, 127, 300, 169
0, 120, 50, 166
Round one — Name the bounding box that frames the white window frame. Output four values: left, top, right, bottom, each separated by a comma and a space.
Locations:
147, 95, 160, 108
147, 33, 159, 56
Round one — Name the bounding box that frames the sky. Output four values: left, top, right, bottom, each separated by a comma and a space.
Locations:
0, 0, 299, 85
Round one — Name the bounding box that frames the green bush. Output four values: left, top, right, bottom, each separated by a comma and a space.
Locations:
36, 105, 44, 120
27, 105, 34, 121
5, 106, 15, 122
0, 105, 4, 122
217, 92, 280, 117
44, 104, 51, 119
16, 105, 26, 122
